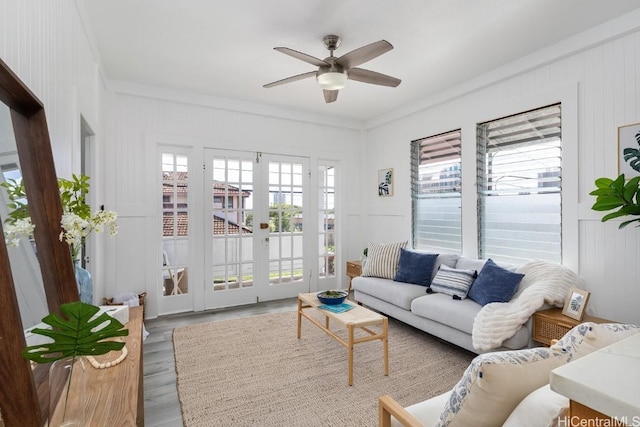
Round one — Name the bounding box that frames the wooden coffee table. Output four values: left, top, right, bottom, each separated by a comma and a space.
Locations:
297, 292, 389, 386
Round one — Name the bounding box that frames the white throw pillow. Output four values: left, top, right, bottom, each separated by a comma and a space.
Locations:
502, 384, 569, 427
361, 241, 407, 279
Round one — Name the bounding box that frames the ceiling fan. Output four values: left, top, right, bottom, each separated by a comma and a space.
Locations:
263, 35, 401, 103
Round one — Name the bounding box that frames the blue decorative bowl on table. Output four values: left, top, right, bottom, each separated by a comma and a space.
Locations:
317, 290, 348, 305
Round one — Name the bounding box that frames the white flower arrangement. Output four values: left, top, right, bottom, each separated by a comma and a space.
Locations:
2, 174, 118, 259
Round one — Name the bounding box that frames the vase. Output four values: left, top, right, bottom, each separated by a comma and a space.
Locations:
74, 260, 93, 304
48, 356, 86, 427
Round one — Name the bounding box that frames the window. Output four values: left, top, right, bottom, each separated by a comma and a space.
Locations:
161, 152, 189, 296
411, 130, 462, 253
477, 104, 562, 264
318, 164, 336, 278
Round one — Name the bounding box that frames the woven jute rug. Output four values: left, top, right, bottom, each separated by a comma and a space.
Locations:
173, 310, 474, 427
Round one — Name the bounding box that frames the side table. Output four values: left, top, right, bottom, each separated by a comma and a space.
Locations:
532, 307, 613, 346
346, 260, 362, 296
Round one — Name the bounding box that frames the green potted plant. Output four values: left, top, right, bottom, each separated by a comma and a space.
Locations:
590, 174, 640, 228
24, 301, 128, 426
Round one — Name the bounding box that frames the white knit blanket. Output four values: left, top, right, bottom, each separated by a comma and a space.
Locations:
472, 260, 580, 351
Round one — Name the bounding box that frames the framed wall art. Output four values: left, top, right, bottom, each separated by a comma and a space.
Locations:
618, 122, 640, 177
378, 168, 393, 197
561, 288, 590, 321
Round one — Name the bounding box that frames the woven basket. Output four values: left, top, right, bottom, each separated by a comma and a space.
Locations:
102, 292, 147, 319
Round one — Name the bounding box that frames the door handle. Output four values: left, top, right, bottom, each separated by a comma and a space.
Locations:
260, 223, 269, 229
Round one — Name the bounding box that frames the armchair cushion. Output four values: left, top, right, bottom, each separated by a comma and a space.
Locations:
502, 384, 569, 427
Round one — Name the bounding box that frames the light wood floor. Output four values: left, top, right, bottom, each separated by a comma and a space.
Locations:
142, 298, 299, 427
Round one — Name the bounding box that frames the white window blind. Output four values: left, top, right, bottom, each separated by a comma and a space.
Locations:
477, 104, 562, 264
411, 130, 462, 253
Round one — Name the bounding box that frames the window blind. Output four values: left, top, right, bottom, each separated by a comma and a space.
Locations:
477, 104, 562, 264
411, 130, 462, 253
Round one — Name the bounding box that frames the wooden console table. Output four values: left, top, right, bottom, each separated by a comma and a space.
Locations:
346, 260, 362, 296
50, 306, 144, 426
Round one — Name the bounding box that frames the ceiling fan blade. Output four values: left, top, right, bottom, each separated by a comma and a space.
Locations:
263, 71, 316, 88
348, 68, 401, 87
323, 90, 338, 103
335, 40, 393, 69
274, 47, 328, 67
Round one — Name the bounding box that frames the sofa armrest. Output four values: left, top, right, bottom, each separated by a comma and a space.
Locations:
379, 395, 424, 427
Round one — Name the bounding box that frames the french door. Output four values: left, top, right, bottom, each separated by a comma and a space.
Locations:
204, 149, 310, 309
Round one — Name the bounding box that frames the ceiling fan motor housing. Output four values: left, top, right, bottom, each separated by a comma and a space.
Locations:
322, 35, 341, 52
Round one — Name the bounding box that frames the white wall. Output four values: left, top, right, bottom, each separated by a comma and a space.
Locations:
0, 0, 110, 310
362, 11, 640, 325
3, 1, 640, 325
105, 85, 362, 317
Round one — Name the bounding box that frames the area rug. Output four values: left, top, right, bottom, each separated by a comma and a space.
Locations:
173, 310, 474, 427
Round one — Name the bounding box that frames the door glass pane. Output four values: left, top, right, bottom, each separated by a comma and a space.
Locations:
268, 160, 304, 286
162, 152, 189, 296
211, 156, 254, 291
318, 164, 335, 278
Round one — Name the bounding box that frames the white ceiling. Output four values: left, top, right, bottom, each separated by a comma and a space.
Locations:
84, 0, 640, 123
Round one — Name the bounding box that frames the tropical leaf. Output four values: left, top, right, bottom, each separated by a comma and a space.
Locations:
623, 148, 640, 172
623, 176, 640, 203
593, 177, 614, 189
22, 302, 128, 364
619, 217, 640, 228
591, 195, 624, 211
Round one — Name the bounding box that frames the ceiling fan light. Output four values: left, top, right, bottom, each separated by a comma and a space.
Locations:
317, 71, 348, 90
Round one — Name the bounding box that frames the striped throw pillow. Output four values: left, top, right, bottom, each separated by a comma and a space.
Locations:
362, 241, 407, 279
429, 265, 477, 299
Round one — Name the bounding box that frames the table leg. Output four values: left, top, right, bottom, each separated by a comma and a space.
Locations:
383, 317, 389, 376
348, 323, 354, 386
297, 297, 302, 339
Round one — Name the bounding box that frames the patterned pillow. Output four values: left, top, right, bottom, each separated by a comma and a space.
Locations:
551, 322, 640, 362
428, 265, 477, 299
361, 241, 407, 279
435, 347, 570, 427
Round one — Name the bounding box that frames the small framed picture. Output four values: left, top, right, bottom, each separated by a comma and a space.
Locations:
618, 122, 640, 177
378, 168, 393, 197
561, 288, 590, 321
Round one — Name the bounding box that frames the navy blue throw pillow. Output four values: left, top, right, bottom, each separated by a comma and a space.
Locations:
393, 249, 438, 287
467, 259, 524, 306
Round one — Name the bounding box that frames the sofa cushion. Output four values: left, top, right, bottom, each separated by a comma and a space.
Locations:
411, 293, 481, 334
435, 347, 569, 427
467, 259, 524, 306
352, 276, 426, 311
393, 249, 438, 286
429, 265, 477, 299
455, 257, 487, 272
362, 241, 407, 279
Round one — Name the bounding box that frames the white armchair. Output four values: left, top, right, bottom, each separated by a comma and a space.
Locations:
379, 322, 640, 427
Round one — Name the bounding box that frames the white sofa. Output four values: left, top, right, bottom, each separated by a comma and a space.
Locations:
379, 322, 640, 427
353, 245, 579, 353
